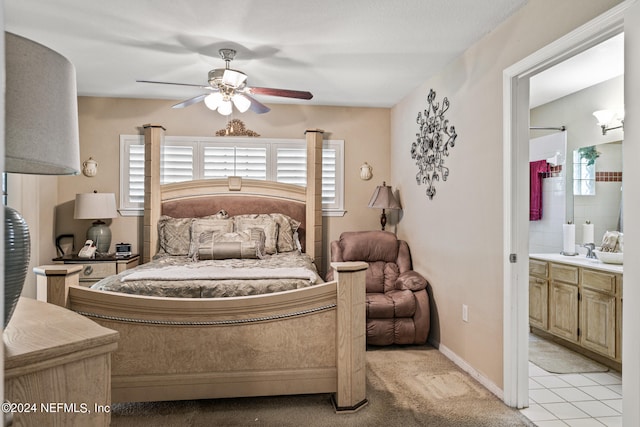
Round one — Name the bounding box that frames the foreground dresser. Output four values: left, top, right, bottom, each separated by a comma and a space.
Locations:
529, 254, 622, 370
4, 297, 119, 427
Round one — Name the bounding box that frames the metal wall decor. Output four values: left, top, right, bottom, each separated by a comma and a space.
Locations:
411, 89, 458, 199
215, 119, 260, 137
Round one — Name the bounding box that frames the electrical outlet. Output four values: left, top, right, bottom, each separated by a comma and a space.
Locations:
462, 304, 469, 322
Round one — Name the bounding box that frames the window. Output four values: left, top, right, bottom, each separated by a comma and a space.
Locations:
119, 135, 344, 216
573, 148, 596, 196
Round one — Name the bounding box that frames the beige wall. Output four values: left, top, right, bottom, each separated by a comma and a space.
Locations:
390, 0, 621, 390
53, 97, 390, 279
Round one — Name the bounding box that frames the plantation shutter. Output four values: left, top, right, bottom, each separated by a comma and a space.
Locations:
276, 147, 307, 185
121, 135, 344, 216
322, 147, 337, 206
160, 145, 194, 184
203, 145, 267, 179
127, 143, 145, 205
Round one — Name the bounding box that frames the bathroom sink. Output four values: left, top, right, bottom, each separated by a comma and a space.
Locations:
594, 250, 623, 265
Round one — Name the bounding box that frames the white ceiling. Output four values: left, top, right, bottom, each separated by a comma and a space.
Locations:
5, 0, 529, 109
530, 33, 624, 108
5, 0, 622, 112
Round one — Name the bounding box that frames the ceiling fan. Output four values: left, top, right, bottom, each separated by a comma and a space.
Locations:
137, 48, 313, 115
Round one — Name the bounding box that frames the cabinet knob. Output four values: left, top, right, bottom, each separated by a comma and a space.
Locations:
83, 265, 94, 276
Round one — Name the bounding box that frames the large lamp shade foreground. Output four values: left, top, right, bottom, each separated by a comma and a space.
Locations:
3, 32, 81, 327
5, 32, 80, 175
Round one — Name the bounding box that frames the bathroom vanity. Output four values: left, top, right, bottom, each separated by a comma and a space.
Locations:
529, 253, 622, 370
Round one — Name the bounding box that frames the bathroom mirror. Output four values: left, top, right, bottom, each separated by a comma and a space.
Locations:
571, 140, 622, 245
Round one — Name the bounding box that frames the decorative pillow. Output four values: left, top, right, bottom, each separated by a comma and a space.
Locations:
158, 216, 193, 256
193, 229, 266, 261
233, 215, 279, 254
188, 217, 234, 258
157, 210, 229, 256
268, 213, 301, 253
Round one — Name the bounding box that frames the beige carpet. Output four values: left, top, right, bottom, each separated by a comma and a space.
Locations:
111, 346, 534, 427
529, 338, 609, 374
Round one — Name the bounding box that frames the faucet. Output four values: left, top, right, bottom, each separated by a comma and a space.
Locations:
583, 243, 597, 259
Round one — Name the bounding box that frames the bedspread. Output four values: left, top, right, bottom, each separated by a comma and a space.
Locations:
91, 251, 321, 298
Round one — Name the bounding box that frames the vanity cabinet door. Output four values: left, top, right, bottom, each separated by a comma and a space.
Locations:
549, 281, 579, 343
580, 288, 616, 358
529, 276, 548, 330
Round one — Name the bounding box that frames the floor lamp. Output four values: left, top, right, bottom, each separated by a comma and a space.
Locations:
4, 32, 80, 327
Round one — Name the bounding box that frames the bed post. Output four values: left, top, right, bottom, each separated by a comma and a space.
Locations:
331, 261, 368, 412
143, 124, 165, 264
34, 265, 82, 307
305, 129, 323, 270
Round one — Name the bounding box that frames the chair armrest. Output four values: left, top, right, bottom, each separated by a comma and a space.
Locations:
396, 270, 428, 291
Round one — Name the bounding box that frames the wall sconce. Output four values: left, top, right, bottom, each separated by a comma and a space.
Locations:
593, 110, 624, 135
368, 182, 402, 230
360, 162, 373, 180
82, 157, 98, 177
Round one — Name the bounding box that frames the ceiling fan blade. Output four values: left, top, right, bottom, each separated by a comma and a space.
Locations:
172, 93, 208, 109
137, 79, 211, 90
243, 94, 271, 114
247, 87, 313, 100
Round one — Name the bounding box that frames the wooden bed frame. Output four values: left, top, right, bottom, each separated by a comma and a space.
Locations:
37, 125, 368, 412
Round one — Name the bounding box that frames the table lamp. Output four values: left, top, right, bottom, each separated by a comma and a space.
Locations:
4, 32, 80, 327
74, 192, 119, 254
368, 181, 402, 230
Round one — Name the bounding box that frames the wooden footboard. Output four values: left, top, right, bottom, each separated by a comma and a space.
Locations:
35, 262, 368, 412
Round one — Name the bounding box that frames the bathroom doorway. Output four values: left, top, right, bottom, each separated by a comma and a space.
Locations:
501, 1, 640, 418
522, 33, 624, 424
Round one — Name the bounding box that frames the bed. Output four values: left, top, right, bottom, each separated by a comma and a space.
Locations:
39, 125, 368, 412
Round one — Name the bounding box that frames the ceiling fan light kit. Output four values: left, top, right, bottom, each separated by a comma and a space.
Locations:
138, 48, 313, 116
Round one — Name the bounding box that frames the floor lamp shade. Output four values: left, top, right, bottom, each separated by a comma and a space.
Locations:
74, 193, 119, 253
3, 32, 81, 327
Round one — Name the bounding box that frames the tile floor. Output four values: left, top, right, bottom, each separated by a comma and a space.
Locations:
520, 360, 622, 426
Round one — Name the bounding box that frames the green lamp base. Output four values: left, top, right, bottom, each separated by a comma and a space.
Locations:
87, 220, 112, 254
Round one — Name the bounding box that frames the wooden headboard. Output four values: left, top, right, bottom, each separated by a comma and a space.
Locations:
142, 125, 324, 268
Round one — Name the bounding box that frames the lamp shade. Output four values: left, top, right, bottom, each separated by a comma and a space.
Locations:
368, 182, 402, 210
74, 193, 118, 253
74, 193, 118, 220
592, 110, 616, 126
5, 32, 80, 175
4, 33, 81, 327
368, 182, 401, 231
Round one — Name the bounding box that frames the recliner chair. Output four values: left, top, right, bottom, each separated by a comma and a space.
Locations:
326, 230, 430, 345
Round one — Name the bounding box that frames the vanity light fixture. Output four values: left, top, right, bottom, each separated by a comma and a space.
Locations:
593, 109, 624, 135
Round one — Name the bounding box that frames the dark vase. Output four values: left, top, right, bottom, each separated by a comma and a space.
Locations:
4, 205, 30, 328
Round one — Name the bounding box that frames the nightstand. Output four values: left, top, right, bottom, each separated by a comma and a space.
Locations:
4, 297, 118, 426
53, 254, 139, 286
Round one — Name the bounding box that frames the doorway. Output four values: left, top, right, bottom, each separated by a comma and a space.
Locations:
502, 1, 630, 412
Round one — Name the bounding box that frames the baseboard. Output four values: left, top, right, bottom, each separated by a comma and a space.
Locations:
434, 341, 504, 401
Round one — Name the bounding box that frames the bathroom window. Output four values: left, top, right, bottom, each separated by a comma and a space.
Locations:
573, 148, 595, 196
